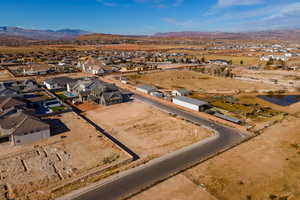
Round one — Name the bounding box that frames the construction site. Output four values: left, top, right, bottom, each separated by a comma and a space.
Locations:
0, 112, 131, 200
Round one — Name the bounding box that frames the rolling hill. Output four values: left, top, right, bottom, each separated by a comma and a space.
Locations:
0, 26, 90, 40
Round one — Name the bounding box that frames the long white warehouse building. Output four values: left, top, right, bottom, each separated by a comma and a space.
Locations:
172, 96, 210, 112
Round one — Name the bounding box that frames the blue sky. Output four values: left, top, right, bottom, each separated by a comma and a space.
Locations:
1, 0, 300, 34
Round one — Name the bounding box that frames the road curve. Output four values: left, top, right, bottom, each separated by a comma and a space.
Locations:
57, 94, 249, 200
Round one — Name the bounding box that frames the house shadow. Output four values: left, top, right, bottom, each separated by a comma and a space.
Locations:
42, 119, 70, 136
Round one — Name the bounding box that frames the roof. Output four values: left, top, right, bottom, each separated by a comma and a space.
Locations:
102, 91, 123, 102
214, 113, 241, 123
173, 89, 190, 94
173, 96, 209, 106
26, 95, 50, 103
136, 85, 157, 92
0, 87, 18, 96
0, 111, 49, 136
44, 76, 74, 85
0, 97, 26, 111
209, 59, 229, 63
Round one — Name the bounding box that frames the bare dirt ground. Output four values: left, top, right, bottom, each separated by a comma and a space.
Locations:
180, 116, 300, 200
129, 174, 217, 200
0, 70, 13, 80
101, 44, 202, 51
84, 100, 213, 157
0, 112, 129, 200
72, 101, 101, 112
127, 70, 281, 93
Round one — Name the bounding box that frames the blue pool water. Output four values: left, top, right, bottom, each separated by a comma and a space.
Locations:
257, 95, 300, 106
63, 91, 77, 98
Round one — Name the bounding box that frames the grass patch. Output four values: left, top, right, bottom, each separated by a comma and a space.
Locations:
56, 93, 68, 101
50, 106, 66, 112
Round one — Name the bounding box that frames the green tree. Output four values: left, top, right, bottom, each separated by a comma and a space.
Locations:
266, 57, 274, 66
240, 60, 244, 65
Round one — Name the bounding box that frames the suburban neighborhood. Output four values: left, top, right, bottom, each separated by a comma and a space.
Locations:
1, 1, 300, 199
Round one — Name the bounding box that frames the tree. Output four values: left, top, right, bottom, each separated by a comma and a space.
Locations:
266, 57, 274, 66
228, 60, 233, 65
201, 57, 206, 63
278, 59, 285, 66
240, 60, 244, 65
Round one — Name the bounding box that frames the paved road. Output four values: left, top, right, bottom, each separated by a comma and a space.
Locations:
58, 94, 249, 200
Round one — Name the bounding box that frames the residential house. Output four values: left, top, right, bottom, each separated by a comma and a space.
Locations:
209, 59, 230, 65
68, 79, 126, 106
67, 79, 100, 102
0, 111, 50, 145
0, 97, 26, 113
44, 76, 76, 90
0, 87, 18, 97
260, 55, 289, 61
78, 57, 114, 75
0, 79, 38, 97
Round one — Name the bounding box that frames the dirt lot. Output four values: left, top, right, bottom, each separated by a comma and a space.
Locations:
0, 112, 129, 200
201, 54, 259, 66
129, 174, 216, 200
84, 100, 213, 157
179, 116, 300, 200
101, 44, 203, 51
0, 70, 13, 80
72, 101, 101, 112
127, 70, 281, 93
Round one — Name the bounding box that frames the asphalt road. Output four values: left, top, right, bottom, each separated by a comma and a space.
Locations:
58, 94, 249, 200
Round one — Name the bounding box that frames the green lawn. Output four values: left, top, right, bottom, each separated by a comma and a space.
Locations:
50, 106, 66, 112
55, 92, 68, 101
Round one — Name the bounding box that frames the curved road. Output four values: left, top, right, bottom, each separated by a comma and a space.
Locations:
58, 94, 249, 200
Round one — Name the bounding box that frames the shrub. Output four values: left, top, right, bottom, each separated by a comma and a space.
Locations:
269, 194, 277, 199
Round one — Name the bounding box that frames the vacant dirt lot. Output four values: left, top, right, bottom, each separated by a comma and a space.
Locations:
72, 101, 101, 112
0, 70, 13, 80
127, 70, 281, 93
84, 100, 213, 157
0, 112, 129, 200
180, 116, 300, 200
129, 174, 216, 200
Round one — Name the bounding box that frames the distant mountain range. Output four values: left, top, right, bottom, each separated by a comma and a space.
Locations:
0, 26, 90, 40
1, 26, 300, 45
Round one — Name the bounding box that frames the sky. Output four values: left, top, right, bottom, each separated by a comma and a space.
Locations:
1, 0, 300, 35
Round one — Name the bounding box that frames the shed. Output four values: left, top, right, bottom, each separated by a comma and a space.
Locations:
136, 85, 157, 94
172, 96, 210, 112
214, 113, 241, 124
172, 89, 191, 96
150, 91, 164, 98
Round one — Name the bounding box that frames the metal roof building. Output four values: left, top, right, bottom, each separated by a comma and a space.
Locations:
172, 96, 209, 112
214, 112, 241, 124
136, 85, 158, 94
